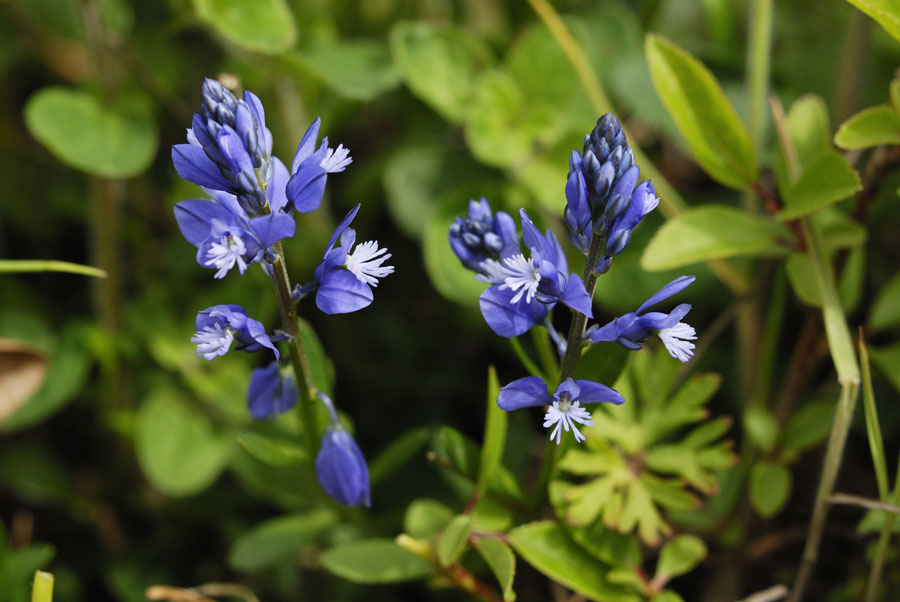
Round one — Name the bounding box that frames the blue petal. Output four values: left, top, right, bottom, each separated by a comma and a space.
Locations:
237, 316, 279, 359
479, 285, 550, 338
248, 362, 298, 419
586, 315, 633, 343
174, 199, 235, 247
266, 157, 290, 213
316, 425, 371, 507
560, 273, 593, 318
572, 379, 624, 405
636, 276, 695, 314
217, 126, 254, 174
316, 269, 373, 314
632, 304, 692, 332
498, 376, 551, 411
172, 144, 230, 190
292, 117, 322, 172
249, 212, 296, 249
323, 205, 361, 259
285, 163, 327, 213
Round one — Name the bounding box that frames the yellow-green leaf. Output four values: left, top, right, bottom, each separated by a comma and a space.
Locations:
834, 105, 900, 150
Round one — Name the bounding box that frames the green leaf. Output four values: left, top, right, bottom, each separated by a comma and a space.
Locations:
575, 343, 630, 388
782, 399, 836, 457
891, 79, 900, 116
383, 146, 443, 239
838, 245, 865, 313
390, 21, 492, 123
192, 0, 296, 54
369, 426, 431, 486
293, 41, 399, 101
778, 151, 861, 220
0, 544, 54, 595
645, 34, 756, 189
0, 444, 76, 504
656, 534, 707, 580
477, 366, 506, 497
473, 538, 516, 602
423, 199, 489, 305
774, 95, 832, 196
641, 205, 788, 271
834, 105, 900, 150
508, 522, 639, 602
845, 1, 900, 44
236, 429, 306, 467
404, 499, 454, 539
228, 510, 336, 571
743, 406, 780, 454
860, 338, 890, 499
24, 87, 157, 178
785, 252, 822, 307
135, 390, 231, 497
430, 426, 524, 501
437, 514, 473, 567
320, 539, 434, 584
749, 460, 791, 518
297, 318, 333, 396
869, 342, 900, 396
868, 270, 900, 331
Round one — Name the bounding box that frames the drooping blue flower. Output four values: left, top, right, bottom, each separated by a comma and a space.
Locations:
498, 377, 624, 444
585, 275, 697, 362
172, 79, 276, 215
247, 361, 298, 419
478, 209, 592, 338
191, 304, 279, 360
285, 117, 353, 213
448, 198, 520, 274
174, 187, 295, 278
315, 392, 370, 507
301, 204, 394, 314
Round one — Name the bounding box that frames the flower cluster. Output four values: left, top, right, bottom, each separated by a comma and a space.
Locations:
173, 79, 392, 506
450, 114, 697, 445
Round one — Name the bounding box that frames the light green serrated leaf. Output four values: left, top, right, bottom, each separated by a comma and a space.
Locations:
473, 538, 516, 601
642, 205, 789, 271
845, 0, 900, 44
508, 522, 640, 602
868, 270, 900, 331
228, 510, 336, 571
437, 515, 473, 567
135, 391, 231, 497
24, 87, 157, 178
656, 534, 707, 580
293, 41, 399, 101
320, 539, 434, 584
778, 151, 861, 220
645, 34, 756, 189
192, 0, 296, 54
834, 104, 900, 149
749, 460, 791, 518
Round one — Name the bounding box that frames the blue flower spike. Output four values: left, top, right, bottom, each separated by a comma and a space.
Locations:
191, 304, 279, 360
498, 377, 624, 444
247, 361, 299, 420
315, 392, 371, 507
306, 204, 394, 314
286, 117, 353, 213
448, 197, 520, 274
585, 275, 698, 362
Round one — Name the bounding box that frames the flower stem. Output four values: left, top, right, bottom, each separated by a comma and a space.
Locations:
0, 260, 107, 278
31, 571, 54, 602
559, 228, 605, 382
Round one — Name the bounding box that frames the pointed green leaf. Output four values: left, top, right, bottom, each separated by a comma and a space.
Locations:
228, 510, 337, 571
192, 0, 296, 54
835, 105, 900, 149
24, 87, 157, 178
868, 270, 900, 331
778, 151, 861, 220
404, 499, 454, 539
320, 539, 434, 584
774, 95, 832, 196
645, 34, 756, 189
477, 366, 506, 497
236, 429, 306, 467
869, 342, 900, 395
860, 338, 890, 499
473, 538, 516, 601
845, 0, 900, 44
437, 514, 473, 567
292, 41, 398, 100
749, 460, 791, 518
783, 400, 836, 457
369, 426, 431, 485
508, 521, 640, 602
297, 317, 334, 396
642, 205, 789, 271
743, 406, 780, 453
656, 534, 707, 580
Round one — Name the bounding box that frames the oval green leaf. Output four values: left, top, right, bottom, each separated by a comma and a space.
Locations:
24, 87, 157, 178
293, 41, 399, 101
228, 510, 336, 571
656, 534, 707, 580
645, 34, 756, 189
320, 539, 434, 584
192, 0, 296, 54
749, 460, 791, 518
845, 0, 900, 44
642, 205, 789, 271
473, 538, 517, 601
437, 514, 473, 567
869, 270, 900, 331
834, 104, 900, 150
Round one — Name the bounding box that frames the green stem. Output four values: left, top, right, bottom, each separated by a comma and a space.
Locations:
746, 0, 773, 176
31, 571, 54, 602
509, 337, 544, 379
532, 327, 558, 378
0, 260, 107, 278
559, 228, 606, 382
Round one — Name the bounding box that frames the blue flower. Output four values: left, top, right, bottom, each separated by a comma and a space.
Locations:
315, 392, 370, 507
172, 79, 276, 215
191, 304, 279, 360
448, 198, 519, 274
247, 361, 298, 419
285, 117, 353, 213
478, 209, 592, 337
302, 204, 394, 314
585, 275, 697, 362
498, 377, 624, 444
174, 188, 295, 278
